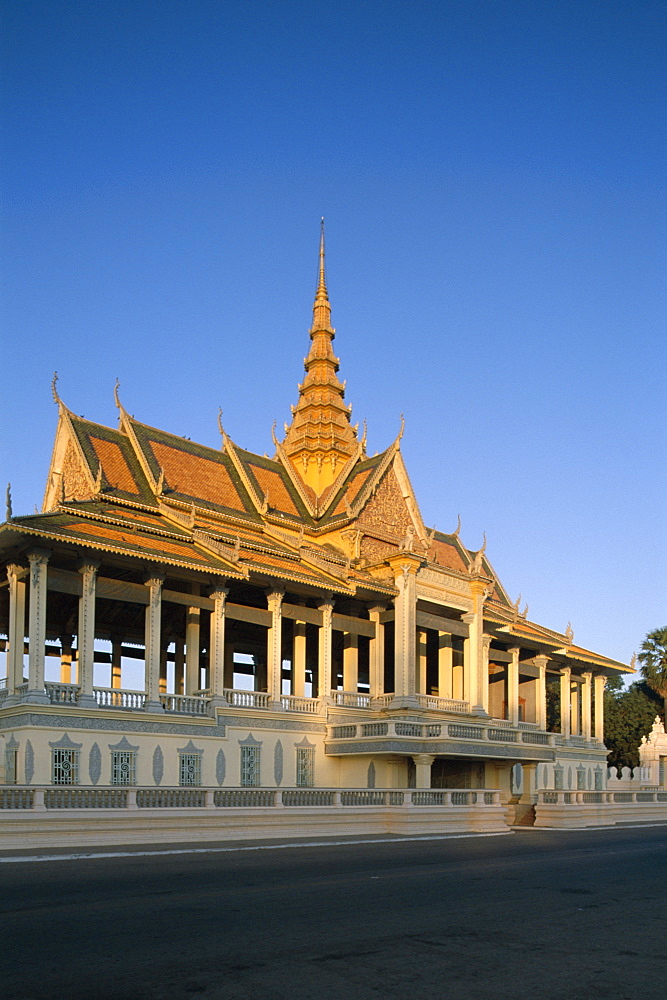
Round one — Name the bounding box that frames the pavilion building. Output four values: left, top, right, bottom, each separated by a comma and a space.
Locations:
0, 227, 629, 835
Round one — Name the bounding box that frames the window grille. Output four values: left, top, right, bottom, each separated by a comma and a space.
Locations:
52, 749, 79, 785
241, 745, 260, 787
5, 748, 17, 785
296, 747, 314, 788
179, 753, 201, 786
111, 750, 136, 785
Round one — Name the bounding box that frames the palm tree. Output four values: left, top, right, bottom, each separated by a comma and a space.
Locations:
638, 626, 667, 723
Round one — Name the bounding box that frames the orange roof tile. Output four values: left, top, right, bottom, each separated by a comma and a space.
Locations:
247, 464, 301, 516
149, 441, 246, 510
331, 466, 374, 516
430, 538, 468, 573
90, 437, 141, 495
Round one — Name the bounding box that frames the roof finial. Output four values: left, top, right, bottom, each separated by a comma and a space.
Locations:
6, 483, 12, 521
51, 371, 60, 405
316, 216, 327, 299
114, 378, 122, 410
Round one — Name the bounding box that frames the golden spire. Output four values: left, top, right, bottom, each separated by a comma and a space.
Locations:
281, 221, 360, 496
311, 217, 331, 333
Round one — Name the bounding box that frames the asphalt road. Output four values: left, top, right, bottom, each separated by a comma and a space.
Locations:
1, 826, 666, 1000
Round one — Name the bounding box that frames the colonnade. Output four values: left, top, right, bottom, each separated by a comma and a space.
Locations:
2, 551, 605, 739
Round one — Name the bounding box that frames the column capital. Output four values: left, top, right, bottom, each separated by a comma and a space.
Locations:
368, 601, 387, 615
209, 583, 229, 600
143, 570, 165, 586
7, 562, 28, 582
559, 665, 571, 677
412, 753, 436, 766
78, 558, 101, 576
27, 547, 51, 563
461, 611, 475, 625
385, 551, 422, 580
582, 670, 593, 680
265, 585, 285, 603
470, 579, 487, 598
533, 654, 549, 670
482, 634, 492, 650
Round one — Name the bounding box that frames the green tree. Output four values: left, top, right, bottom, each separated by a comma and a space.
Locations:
638, 626, 667, 723
604, 681, 661, 772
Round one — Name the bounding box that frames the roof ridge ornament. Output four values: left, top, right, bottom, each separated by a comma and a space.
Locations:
114, 378, 122, 410
6, 482, 12, 521
51, 371, 60, 405
217, 407, 225, 449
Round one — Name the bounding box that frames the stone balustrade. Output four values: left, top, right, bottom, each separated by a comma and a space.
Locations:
0, 785, 503, 812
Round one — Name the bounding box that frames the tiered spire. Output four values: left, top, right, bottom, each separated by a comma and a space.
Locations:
281, 220, 360, 496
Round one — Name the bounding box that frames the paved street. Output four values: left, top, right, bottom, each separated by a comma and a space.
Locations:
1, 826, 665, 1000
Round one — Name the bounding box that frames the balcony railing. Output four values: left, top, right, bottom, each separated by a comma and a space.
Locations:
94, 687, 146, 710
328, 719, 561, 748
45, 681, 80, 704
415, 694, 470, 713
331, 691, 371, 708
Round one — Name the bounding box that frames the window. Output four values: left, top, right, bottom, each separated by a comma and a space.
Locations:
576, 768, 587, 790
296, 746, 314, 788
179, 753, 201, 786
554, 768, 564, 791
241, 745, 260, 787
111, 750, 136, 785
594, 769, 603, 791
52, 748, 79, 785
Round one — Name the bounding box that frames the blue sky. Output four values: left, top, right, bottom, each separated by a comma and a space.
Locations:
1, 0, 665, 668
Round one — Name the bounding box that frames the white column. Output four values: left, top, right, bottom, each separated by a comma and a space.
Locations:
77, 561, 99, 707
388, 554, 420, 708
293, 620, 307, 697
594, 674, 607, 743
462, 581, 489, 716
437, 633, 452, 700
582, 671, 592, 740
266, 587, 285, 709
481, 634, 491, 715
317, 596, 333, 702
144, 573, 165, 712
343, 632, 358, 692
185, 605, 201, 694
6, 564, 27, 703
209, 585, 229, 707
25, 550, 50, 703
368, 604, 385, 698
534, 655, 548, 731
560, 667, 571, 738
570, 678, 580, 736
508, 647, 520, 727
412, 753, 435, 789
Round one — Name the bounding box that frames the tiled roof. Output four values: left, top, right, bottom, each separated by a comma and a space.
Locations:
127, 420, 260, 519
1, 512, 236, 573
429, 532, 469, 573
69, 417, 155, 504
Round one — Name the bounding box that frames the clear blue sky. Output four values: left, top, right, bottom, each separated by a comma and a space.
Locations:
1, 0, 665, 668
